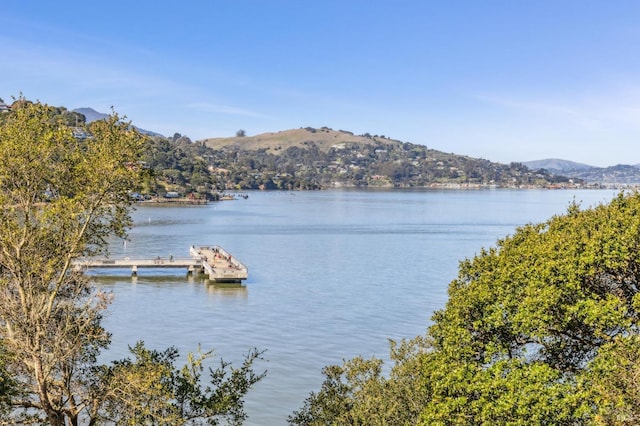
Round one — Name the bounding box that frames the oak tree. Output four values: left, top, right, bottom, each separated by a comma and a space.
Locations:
0, 100, 265, 425
0, 100, 144, 425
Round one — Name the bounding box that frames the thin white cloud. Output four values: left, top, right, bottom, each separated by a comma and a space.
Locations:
3, 38, 161, 89
470, 87, 640, 133
2, 36, 214, 118
470, 93, 580, 116
186, 102, 270, 119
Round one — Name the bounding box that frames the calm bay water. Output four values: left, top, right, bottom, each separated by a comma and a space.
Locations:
97, 189, 618, 424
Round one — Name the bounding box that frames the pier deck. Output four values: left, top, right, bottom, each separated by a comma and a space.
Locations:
74, 245, 248, 283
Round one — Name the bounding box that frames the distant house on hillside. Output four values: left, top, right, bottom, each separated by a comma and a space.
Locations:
72, 127, 91, 139
0, 101, 10, 112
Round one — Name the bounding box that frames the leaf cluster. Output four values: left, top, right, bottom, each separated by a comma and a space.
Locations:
289, 336, 431, 425
91, 342, 266, 425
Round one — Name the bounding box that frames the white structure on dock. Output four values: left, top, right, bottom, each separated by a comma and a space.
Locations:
74, 245, 248, 283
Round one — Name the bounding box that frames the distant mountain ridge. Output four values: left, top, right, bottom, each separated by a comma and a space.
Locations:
72, 107, 163, 137
73, 107, 108, 123
523, 159, 595, 172
524, 159, 640, 185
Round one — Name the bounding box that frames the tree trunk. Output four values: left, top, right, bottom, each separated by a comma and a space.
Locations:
35, 357, 64, 426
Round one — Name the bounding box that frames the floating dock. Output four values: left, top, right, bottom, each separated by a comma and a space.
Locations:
74, 245, 248, 283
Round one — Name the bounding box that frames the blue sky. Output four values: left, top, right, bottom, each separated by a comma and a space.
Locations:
2, 1, 639, 167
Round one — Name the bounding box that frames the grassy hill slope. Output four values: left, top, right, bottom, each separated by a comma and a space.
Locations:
202, 127, 395, 154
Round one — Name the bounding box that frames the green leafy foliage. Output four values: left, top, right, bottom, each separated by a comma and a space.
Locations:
582, 333, 640, 425
91, 342, 266, 425
289, 336, 431, 425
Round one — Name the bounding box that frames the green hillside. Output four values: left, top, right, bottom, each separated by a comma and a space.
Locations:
195, 126, 580, 191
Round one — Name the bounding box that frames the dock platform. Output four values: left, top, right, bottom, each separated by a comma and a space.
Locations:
74, 245, 248, 283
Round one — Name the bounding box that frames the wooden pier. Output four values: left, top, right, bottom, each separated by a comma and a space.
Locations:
74, 245, 248, 283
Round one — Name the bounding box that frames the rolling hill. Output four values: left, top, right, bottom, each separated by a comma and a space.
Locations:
202, 127, 389, 153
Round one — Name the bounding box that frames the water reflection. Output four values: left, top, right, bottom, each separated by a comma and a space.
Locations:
206, 282, 248, 299
92, 275, 248, 300
90, 272, 197, 282
92, 274, 199, 287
